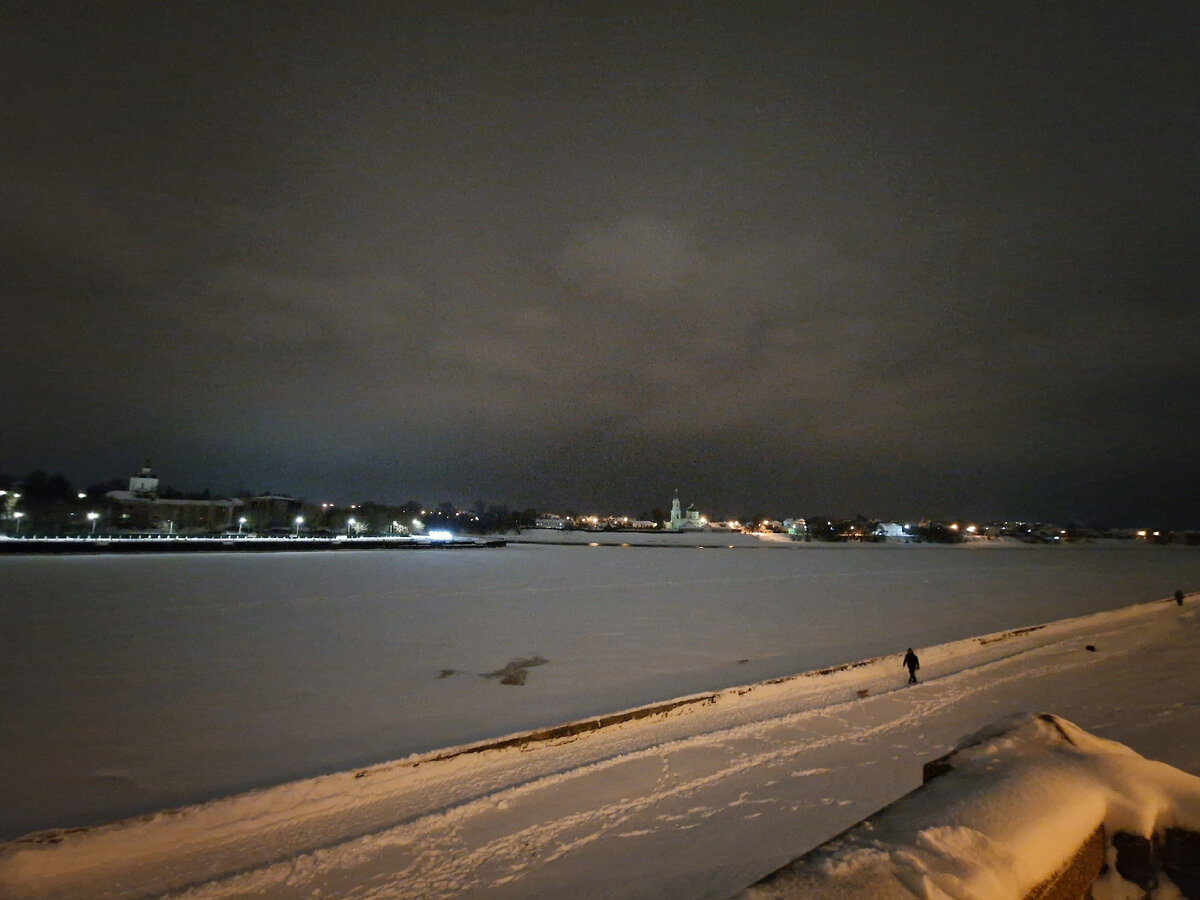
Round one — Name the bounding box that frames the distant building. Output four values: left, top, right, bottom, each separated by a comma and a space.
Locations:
874, 522, 911, 540
106, 462, 243, 533
668, 493, 706, 531
535, 514, 569, 530
128, 461, 160, 498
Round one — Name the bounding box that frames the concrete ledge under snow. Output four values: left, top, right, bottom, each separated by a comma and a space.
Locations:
740, 713, 1200, 899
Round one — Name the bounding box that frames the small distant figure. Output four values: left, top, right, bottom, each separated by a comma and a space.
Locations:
903, 648, 920, 684
1176, 589, 1185, 606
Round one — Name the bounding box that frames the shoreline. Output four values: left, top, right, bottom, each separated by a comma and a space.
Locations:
0, 535, 505, 555
504, 530, 1190, 550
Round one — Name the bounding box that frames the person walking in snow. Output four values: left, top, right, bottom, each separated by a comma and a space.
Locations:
903, 648, 920, 684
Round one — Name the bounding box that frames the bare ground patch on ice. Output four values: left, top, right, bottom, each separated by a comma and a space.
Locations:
481, 655, 550, 686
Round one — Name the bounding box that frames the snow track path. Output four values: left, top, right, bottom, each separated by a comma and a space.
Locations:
3, 600, 1198, 899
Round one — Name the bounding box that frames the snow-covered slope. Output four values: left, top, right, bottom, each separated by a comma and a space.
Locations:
2, 595, 1198, 899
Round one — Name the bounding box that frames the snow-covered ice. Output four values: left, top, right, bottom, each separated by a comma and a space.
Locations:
1, 544, 1198, 898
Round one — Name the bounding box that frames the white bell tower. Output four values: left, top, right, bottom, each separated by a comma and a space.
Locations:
129, 460, 160, 499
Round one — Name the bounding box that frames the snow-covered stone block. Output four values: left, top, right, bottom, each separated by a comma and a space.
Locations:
739, 713, 1200, 899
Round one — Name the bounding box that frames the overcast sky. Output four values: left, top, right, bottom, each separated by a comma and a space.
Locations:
3, 2, 1197, 525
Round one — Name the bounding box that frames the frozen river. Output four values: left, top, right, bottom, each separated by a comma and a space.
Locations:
2, 541, 1197, 840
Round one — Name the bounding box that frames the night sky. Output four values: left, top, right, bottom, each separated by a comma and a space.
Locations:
4, 3, 1197, 526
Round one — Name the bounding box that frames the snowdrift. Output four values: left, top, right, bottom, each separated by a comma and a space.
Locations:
741, 713, 1200, 899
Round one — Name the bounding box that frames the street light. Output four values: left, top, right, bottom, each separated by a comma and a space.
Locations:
13, 511, 25, 536
347, 517, 356, 537
87, 511, 99, 534
294, 515, 304, 536
238, 516, 247, 534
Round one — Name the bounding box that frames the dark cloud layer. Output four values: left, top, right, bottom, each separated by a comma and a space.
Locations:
3, 3, 1197, 525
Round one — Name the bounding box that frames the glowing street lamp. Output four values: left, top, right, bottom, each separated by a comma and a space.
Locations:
14, 511, 25, 536
347, 517, 356, 537
294, 515, 304, 536
87, 511, 100, 534
237, 516, 247, 534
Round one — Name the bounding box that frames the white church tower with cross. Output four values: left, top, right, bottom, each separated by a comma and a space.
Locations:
668, 491, 706, 531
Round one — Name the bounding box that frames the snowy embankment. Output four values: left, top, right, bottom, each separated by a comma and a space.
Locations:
504, 529, 1129, 549
505, 528, 777, 547
2, 594, 1198, 900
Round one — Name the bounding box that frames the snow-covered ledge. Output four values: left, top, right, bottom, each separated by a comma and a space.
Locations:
738, 713, 1200, 899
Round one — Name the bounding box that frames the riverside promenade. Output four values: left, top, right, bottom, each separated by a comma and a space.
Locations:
0, 535, 505, 554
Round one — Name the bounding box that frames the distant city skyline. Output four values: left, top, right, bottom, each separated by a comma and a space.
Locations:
4, 4, 1197, 529
1, 461, 1194, 532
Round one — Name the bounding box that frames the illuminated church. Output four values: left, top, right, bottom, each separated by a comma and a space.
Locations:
668, 492, 707, 531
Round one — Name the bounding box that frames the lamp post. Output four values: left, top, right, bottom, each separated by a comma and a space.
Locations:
237, 516, 247, 534
87, 511, 99, 534
347, 517, 356, 537
13, 511, 25, 536
294, 515, 304, 537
